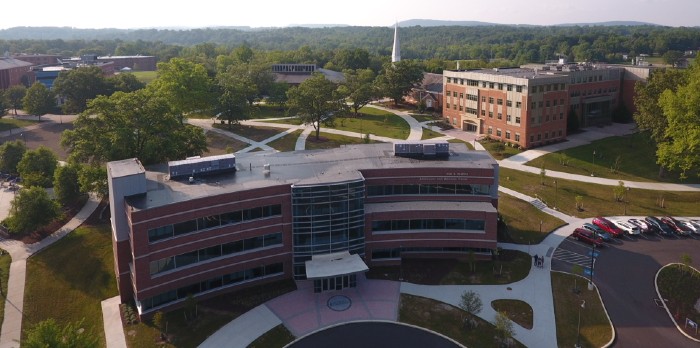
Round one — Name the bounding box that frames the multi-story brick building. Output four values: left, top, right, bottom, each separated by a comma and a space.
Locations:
443, 61, 654, 149
11, 54, 61, 66
0, 57, 32, 90
108, 143, 499, 316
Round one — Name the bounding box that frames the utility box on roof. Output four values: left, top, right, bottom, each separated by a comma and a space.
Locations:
168, 154, 236, 179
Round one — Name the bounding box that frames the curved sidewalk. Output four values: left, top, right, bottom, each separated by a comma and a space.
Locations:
0, 194, 101, 348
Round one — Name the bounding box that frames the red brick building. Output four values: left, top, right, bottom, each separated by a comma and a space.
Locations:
11, 54, 61, 66
108, 144, 499, 316
0, 57, 32, 90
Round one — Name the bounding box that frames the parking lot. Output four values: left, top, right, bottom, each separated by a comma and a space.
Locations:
552, 217, 700, 347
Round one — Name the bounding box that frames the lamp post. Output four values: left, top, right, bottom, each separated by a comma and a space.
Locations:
553, 179, 558, 210
591, 150, 596, 176
625, 187, 631, 215
540, 220, 543, 234
575, 300, 586, 348
589, 239, 596, 290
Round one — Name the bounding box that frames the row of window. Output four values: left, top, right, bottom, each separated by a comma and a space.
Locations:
529, 130, 564, 143
147, 204, 283, 243
530, 84, 566, 93
149, 232, 283, 276
366, 184, 491, 196
529, 112, 565, 124
371, 246, 492, 260
487, 128, 521, 142
570, 75, 606, 84
140, 263, 283, 312
484, 111, 521, 124
530, 99, 565, 109
446, 93, 522, 109
446, 77, 524, 93
371, 218, 485, 232
569, 87, 617, 98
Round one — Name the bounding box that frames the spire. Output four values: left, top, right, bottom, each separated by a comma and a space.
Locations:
391, 22, 401, 63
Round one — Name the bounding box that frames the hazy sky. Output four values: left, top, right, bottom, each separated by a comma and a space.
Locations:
2, 0, 698, 29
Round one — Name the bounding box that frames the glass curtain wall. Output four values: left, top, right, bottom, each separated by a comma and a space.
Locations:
291, 180, 365, 279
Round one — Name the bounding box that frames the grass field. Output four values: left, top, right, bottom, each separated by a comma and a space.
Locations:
498, 193, 567, 244
130, 71, 158, 84
421, 127, 444, 140
0, 117, 42, 132
480, 138, 523, 160
23, 222, 117, 346
267, 130, 302, 152
212, 123, 283, 142
253, 104, 288, 119
305, 132, 379, 150
0, 252, 10, 330
447, 138, 475, 150
400, 294, 526, 348
656, 263, 700, 337
499, 167, 700, 218
248, 325, 295, 348
491, 299, 533, 329
525, 132, 699, 184
552, 272, 612, 348
203, 131, 249, 156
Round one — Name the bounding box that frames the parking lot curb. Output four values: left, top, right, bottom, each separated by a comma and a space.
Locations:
653, 263, 700, 343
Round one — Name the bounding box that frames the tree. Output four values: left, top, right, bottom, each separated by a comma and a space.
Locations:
23, 318, 97, 348
575, 195, 584, 211
613, 180, 626, 202
151, 58, 214, 123
108, 73, 146, 93
22, 82, 55, 117
61, 89, 206, 165
53, 164, 82, 205
286, 73, 346, 140
17, 146, 58, 188
0, 140, 26, 173
339, 68, 377, 116
4, 85, 27, 116
53, 66, 112, 113
77, 164, 108, 198
662, 50, 684, 66
633, 68, 687, 144
266, 82, 289, 109
215, 66, 254, 127
0, 92, 7, 117
494, 311, 516, 345
656, 61, 700, 179
376, 60, 424, 106
459, 290, 483, 315
4, 186, 60, 234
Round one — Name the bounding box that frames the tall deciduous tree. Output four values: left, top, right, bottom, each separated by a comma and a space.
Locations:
215, 69, 252, 127
108, 73, 146, 93
286, 73, 346, 140
53, 164, 82, 205
376, 60, 424, 106
61, 89, 207, 165
339, 68, 377, 116
4, 85, 26, 116
657, 62, 700, 179
22, 82, 55, 117
0, 140, 27, 174
17, 146, 58, 188
53, 66, 112, 113
4, 186, 59, 234
77, 164, 108, 198
633, 68, 687, 144
152, 58, 214, 123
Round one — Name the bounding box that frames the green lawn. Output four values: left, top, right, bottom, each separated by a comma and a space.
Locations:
499, 167, 700, 218
498, 193, 567, 244
656, 263, 700, 337
203, 131, 248, 156
0, 118, 42, 132
525, 132, 699, 184
267, 130, 302, 152
409, 114, 440, 123
212, 123, 284, 142
552, 272, 613, 348
252, 104, 289, 119
421, 127, 444, 140
480, 138, 523, 160
23, 223, 118, 346
129, 71, 158, 84
248, 324, 295, 348
491, 299, 533, 329
0, 252, 11, 330
306, 132, 379, 150
400, 294, 526, 348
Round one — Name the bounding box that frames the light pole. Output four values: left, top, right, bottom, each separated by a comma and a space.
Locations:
540, 220, 543, 234
575, 300, 586, 348
625, 187, 631, 215
589, 239, 596, 290
591, 150, 596, 176
553, 179, 558, 210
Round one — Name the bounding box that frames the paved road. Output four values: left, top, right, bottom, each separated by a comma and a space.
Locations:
286, 322, 462, 348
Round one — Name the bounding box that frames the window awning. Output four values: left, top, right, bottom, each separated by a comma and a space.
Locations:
305, 251, 369, 279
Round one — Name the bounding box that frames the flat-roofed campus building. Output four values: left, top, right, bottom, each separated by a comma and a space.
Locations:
108, 143, 499, 316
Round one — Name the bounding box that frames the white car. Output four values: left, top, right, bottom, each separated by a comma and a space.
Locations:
612, 220, 641, 236
628, 218, 651, 233
682, 221, 700, 235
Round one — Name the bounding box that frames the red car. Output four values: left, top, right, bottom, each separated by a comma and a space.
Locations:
592, 217, 624, 237
661, 217, 692, 236
572, 228, 604, 246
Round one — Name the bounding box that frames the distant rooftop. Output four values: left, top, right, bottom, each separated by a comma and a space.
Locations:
125, 143, 496, 211
0, 57, 33, 70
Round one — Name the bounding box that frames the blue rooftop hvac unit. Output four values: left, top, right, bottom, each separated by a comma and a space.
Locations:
393, 141, 450, 159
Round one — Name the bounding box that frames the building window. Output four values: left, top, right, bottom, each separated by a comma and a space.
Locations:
453, 91, 458, 97
560, 84, 565, 90
497, 99, 503, 105
482, 81, 487, 88
530, 135, 534, 142
488, 127, 493, 134
506, 100, 512, 107
460, 79, 464, 85
516, 86, 523, 93
505, 131, 511, 139
459, 106, 463, 111
560, 113, 564, 120
531, 102, 537, 109
539, 86, 544, 93
553, 84, 559, 91
497, 113, 502, 120
446, 77, 452, 83
507, 85, 513, 91
488, 97, 494, 104
453, 104, 457, 110
453, 117, 457, 125
537, 134, 541, 140
488, 111, 493, 118
546, 114, 550, 121
531, 86, 537, 93
446, 103, 450, 109
468, 94, 478, 101
498, 83, 503, 90
459, 93, 464, 98
481, 110, 486, 116
544, 133, 549, 139
553, 99, 557, 106
515, 133, 520, 142
515, 116, 521, 124
489, 82, 495, 89
538, 101, 543, 108
506, 114, 512, 122
481, 96, 486, 102
546, 84, 551, 92
496, 129, 502, 137
516, 101, 521, 108
546, 101, 550, 107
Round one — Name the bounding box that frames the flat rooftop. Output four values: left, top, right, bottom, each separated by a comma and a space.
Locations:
446, 68, 565, 80
126, 143, 497, 210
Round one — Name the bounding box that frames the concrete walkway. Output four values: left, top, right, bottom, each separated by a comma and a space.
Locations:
0, 194, 101, 348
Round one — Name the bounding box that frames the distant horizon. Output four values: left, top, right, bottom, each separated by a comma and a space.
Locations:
1, 0, 698, 30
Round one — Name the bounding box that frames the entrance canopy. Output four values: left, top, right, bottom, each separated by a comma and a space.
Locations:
305, 251, 368, 279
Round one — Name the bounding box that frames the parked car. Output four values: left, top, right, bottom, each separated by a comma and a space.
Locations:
628, 218, 651, 234
682, 221, 700, 235
582, 223, 613, 242
661, 217, 692, 236
572, 228, 604, 247
592, 217, 624, 237
689, 220, 700, 234
644, 216, 674, 236
612, 220, 641, 236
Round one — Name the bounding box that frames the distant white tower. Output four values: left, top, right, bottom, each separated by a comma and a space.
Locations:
391, 22, 401, 63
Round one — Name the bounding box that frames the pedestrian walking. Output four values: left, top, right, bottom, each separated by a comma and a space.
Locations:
533, 254, 539, 267
539, 256, 545, 268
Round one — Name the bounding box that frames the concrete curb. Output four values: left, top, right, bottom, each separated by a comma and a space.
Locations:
653, 263, 700, 343
281, 320, 466, 348
552, 271, 616, 348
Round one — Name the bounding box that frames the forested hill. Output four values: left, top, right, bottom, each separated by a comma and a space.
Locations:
2, 25, 700, 62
